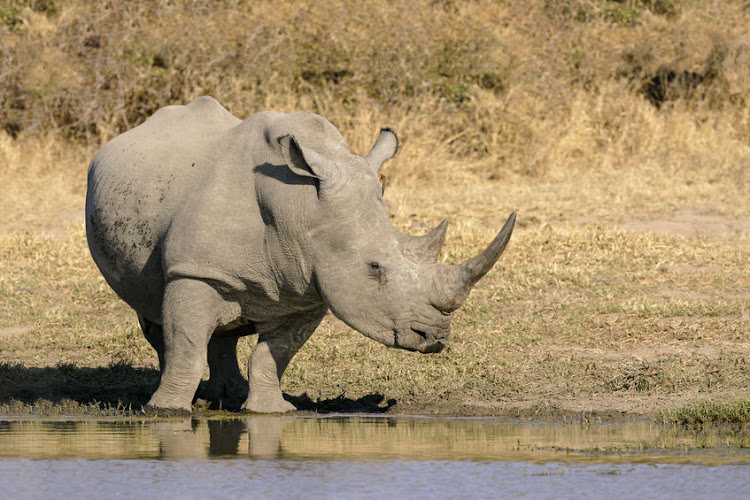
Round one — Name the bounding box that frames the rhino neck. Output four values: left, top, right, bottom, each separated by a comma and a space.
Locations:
252, 170, 326, 305
260, 223, 317, 301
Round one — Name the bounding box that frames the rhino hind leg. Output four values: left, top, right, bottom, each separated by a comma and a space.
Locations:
200, 333, 251, 410
138, 314, 166, 375
242, 306, 328, 414
146, 279, 232, 413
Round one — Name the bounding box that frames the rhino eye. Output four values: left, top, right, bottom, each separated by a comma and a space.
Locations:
368, 262, 385, 282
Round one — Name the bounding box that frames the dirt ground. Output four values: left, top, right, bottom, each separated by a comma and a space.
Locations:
524, 210, 747, 418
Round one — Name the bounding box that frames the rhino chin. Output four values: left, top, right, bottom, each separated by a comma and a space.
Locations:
418, 340, 445, 354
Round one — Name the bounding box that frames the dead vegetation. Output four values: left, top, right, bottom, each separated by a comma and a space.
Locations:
0, 0, 748, 420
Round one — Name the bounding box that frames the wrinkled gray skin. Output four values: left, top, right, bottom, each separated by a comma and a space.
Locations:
86, 96, 515, 414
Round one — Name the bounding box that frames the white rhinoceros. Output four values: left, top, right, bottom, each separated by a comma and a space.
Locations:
86, 96, 515, 414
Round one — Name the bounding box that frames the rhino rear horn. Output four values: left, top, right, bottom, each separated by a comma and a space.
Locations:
402, 219, 449, 262
432, 212, 516, 312
366, 128, 398, 174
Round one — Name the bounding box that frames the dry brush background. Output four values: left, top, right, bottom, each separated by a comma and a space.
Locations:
0, 0, 749, 419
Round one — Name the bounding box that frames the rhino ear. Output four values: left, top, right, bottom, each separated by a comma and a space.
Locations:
278, 135, 342, 190
366, 128, 398, 174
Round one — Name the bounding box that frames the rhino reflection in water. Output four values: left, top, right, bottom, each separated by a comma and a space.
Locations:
85, 96, 516, 414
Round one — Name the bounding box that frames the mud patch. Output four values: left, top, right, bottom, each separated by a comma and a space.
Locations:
390, 390, 750, 420
0, 326, 33, 340
616, 209, 749, 240
533, 342, 750, 363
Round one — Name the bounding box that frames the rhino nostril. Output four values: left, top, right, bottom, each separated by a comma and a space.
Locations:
411, 327, 428, 339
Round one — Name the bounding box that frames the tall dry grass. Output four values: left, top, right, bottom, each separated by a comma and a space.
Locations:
1, 0, 748, 221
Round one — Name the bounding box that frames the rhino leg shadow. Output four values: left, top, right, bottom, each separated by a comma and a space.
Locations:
287, 393, 397, 413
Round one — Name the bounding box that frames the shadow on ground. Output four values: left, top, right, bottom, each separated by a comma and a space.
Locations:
0, 362, 158, 410
286, 393, 397, 414
0, 362, 396, 414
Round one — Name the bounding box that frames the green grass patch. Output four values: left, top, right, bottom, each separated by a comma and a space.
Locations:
659, 400, 750, 430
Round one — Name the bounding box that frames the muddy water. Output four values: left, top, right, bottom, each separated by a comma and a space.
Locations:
0, 415, 748, 498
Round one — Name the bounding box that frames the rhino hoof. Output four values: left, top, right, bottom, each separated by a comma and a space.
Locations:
241, 395, 297, 414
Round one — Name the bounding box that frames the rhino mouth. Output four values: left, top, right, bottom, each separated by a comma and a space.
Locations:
394, 327, 446, 354
418, 338, 445, 354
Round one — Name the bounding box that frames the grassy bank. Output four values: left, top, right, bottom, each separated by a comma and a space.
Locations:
1, 0, 748, 423
659, 399, 750, 430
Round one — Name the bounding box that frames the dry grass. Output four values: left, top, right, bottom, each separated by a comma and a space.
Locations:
0, 0, 749, 419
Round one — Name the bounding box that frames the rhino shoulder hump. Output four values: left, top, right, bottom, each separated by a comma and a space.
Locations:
144, 96, 240, 130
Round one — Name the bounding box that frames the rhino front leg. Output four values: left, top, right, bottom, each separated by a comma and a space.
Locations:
146, 279, 229, 413
140, 314, 249, 409
242, 306, 328, 413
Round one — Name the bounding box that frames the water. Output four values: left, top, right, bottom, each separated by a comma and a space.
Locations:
0, 415, 748, 499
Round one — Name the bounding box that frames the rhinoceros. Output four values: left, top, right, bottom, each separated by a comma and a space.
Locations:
86, 96, 515, 414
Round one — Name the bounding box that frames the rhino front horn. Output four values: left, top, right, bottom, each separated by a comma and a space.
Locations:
461, 211, 516, 287
432, 212, 516, 312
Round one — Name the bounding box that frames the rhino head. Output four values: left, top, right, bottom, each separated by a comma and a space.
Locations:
276, 127, 515, 354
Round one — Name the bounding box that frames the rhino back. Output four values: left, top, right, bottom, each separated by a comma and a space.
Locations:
86, 97, 242, 321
